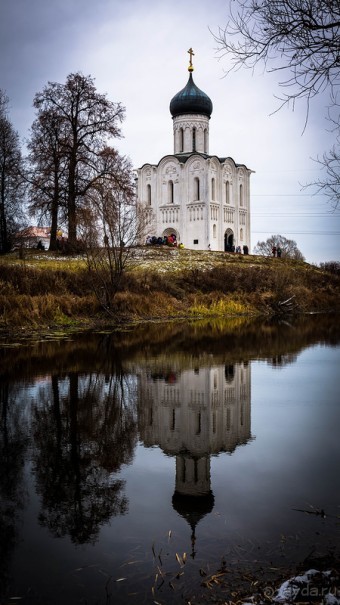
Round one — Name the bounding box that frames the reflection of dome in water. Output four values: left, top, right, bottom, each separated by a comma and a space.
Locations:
172, 490, 215, 525
172, 489, 215, 558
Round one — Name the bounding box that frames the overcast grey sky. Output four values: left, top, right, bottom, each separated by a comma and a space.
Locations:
1, 0, 339, 263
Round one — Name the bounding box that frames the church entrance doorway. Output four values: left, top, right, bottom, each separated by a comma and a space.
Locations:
162, 227, 180, 246
224, 229, 234, 252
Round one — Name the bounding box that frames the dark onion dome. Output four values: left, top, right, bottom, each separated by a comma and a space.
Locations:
170, 72, 213, 119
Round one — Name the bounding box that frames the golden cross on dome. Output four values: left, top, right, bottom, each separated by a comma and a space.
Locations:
188, 47, 195, 71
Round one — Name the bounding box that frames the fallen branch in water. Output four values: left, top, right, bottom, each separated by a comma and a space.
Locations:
292, 507, 326, 518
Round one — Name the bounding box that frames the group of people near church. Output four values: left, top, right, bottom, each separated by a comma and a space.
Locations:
145, 234, 251, 254
224, 244, 249, 254
272, 246, 282, 258
146, 234, 184, 248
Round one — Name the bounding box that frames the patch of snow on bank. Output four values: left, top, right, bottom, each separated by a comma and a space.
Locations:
273, 569, 339, 604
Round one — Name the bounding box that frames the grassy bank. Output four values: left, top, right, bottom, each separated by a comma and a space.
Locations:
1, 246, 339, 332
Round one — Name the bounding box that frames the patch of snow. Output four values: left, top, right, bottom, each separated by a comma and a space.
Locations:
275, 578, 300, 602
324, 594, 340, 605
272, 569, 339, 604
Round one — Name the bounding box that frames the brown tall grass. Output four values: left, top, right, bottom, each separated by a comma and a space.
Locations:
0, 294, 99, 327
0, 250, 339, 329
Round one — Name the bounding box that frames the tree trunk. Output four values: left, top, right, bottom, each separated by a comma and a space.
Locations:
49, 172, 59, 251
67, 153, 77, 249
0, 168, 8, 253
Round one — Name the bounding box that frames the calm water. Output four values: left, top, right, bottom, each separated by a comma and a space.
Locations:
0, 316, 339, 604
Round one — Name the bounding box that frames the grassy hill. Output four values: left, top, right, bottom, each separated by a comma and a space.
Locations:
0, 246, 339, 334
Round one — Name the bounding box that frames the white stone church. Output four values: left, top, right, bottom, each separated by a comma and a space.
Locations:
137, 50, 253, 252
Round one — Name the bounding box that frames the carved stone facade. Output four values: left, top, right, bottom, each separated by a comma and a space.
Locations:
137, 66, 253, 251
138, 362, 252, 461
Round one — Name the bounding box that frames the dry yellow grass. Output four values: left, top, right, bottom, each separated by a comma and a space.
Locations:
0, 246, 339, 331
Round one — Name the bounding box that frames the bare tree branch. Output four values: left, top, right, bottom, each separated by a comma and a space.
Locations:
212, 0, 340, 108
80, 149, 148, 313
211, 0, 340, 206
0, 90, 26, 253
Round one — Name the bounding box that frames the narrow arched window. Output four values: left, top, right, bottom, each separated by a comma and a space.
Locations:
226, 408, 231, 431
192, 127, 196, 152
195, 412, 201, 435
147, 184, 151, 205
194, 177, 200, 201
240, 228, 243, 241
226, 181, 230, 204
240, 183, 243, 207
213, 224, 217, 238
211, 178, 215, 201
180, 128, 184, 152
168, 180, 174, 204
171, 408, 175, 431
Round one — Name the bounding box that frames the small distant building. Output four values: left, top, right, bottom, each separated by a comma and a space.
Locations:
137, 49, 254, 251
15, 227, 51, 249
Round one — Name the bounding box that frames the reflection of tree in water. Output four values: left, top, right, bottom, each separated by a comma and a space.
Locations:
0, 382, 29, 600
31, 371, 137, 544
2, 315, 340, 384
269, 352, 298, 368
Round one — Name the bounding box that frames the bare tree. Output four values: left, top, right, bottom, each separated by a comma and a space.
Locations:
253, 234, 305, 260
81, 147, 148, 312
0, 90, 25, 253
32, 73, 125, 249
213, 0, 340, 111
319, 260, 340, 274
26, 108, 68, 250
311, 96, 340, 208
212, 0, 340, 206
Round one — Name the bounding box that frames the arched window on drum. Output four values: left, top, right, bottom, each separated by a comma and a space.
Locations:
192, 127, 196, 152
179, 128, 184, 152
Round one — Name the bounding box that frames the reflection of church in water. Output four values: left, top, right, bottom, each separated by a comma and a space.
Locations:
138, 362, 253, 556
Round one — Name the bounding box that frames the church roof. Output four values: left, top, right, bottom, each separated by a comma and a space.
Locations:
173, 152, 249, 170
170, 72, 213, 119
138, 152, 252, 171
